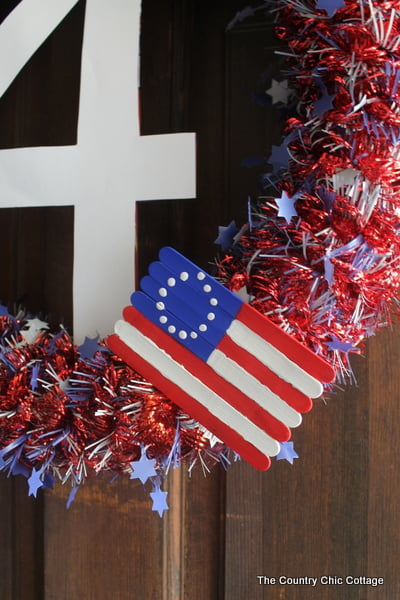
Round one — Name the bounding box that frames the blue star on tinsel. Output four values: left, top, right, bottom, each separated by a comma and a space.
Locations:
78, 335, 107, 359
276, 441, 299, 464
214, 221, 239, 251
130, 449, 158, 484
150, 482, 169, 517
28, 467, 44, 498
268, 143, 289, 174
316, 0, 345, 17
276, 190, 299, 223
327, 335, 358, 353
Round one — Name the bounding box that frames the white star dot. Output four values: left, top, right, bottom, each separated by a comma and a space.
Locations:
207, 312, 215, 321
180, 271, 189, 281
159, 287, 167, 297
156, 302, 165, 310
168, 325, 176, 334
159, 316, 168, 324
210, 298, 218, 306
203, 284, 211, 293
179, 330, 188, 339
167, 277, 176, 287
190, 332, 198, 339
199, 324, 207, 332
197, 272, 206, 281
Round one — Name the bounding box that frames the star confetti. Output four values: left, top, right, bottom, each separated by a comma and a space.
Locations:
276, 190, 299, 223
20, 318, 49, 344
214, 221, 239, 251
327, 335, 358, 353
316, 0, 345, 17
150, 482, 169, 517
130, 449, 158, 484
27, 467, 44, 497
78, 335, 108, 359
266, 79, 291, 104
276, 441, 299, 464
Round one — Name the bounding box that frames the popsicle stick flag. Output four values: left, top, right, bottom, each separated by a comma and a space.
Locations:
107, 248, 335, 470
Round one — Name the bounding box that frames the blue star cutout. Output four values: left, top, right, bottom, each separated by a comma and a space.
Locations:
316, 0, 345, 17
327, 335, 358, 353
130, 450, 158, 484
214, 220, 239, 251
78, 335, 108, 359
276, 441, 299, 464
11, 461, 30, 478
276, 190, 299, 223
28, 467, 44, 497
313, 88, 335, 117
150, 483, 169, 517
268, 143, 289, 174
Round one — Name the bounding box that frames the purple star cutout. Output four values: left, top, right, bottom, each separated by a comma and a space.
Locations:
214, 221, 239, 251
327, 335, 358, 353
316, 0, 345, 17
28, 467, 44, 497
150, 483, 169, 517
130, 450, 158, 484
11, 461, 30, 478
268, 143, 289, 174
276, 190, 298, 223
313, 88, 335, 117
78, 335, 107, 359
276, 441, 299, 464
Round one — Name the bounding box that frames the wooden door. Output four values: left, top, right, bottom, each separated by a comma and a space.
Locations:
0, 2, 399, 598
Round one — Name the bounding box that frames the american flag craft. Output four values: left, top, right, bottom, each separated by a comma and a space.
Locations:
107, 247, 335, 471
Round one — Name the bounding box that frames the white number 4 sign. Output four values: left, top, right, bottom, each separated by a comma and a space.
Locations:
0, 0, 196, 341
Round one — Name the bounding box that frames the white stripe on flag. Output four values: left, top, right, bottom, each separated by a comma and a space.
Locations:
114, 319, 281, 457
207, 349, 302, 428
226, 319, 324, 398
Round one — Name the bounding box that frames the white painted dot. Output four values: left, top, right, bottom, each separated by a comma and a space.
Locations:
199, 324, 207, 332
156, 302, 165, 310
197, 272, 206, 281
167, 277, 176, 287
179, 330, 188, 340
180, 271, 189, 281
159, 287, 167, 297
159, 316, 168, 324
168, 325, 176, 334
210, 297, 218, 306
207, 312, 215, 321
190, 331, 198, 339
203, 284, 212, 293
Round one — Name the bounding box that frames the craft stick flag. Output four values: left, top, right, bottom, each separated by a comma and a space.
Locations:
107, 247, 335, 470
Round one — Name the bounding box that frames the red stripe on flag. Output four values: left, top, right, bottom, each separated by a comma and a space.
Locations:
122, 305, 291, 442
107, 332, 271, 471
217, 335, 313, 413
237, 303, 336, 383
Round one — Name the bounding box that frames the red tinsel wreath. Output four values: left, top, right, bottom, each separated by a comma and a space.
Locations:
1, 0, 400, 514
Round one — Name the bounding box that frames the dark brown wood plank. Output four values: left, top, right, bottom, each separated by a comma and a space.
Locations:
367, 324, 400, 597
225, 354, 371, 600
